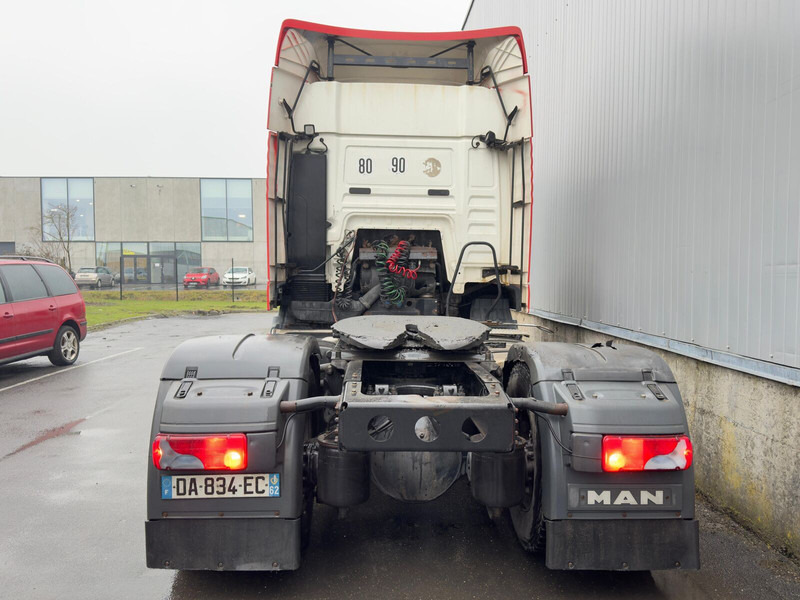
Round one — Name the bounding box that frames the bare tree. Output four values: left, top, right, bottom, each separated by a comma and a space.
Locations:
19, 203, 78, 274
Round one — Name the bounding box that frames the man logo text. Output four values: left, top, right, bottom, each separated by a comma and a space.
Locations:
587, 490, 664, 505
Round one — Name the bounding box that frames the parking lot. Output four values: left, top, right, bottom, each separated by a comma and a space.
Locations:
1, 314, 798, 600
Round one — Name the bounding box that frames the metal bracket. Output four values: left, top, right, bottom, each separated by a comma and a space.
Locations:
262, 380, 277, 398
646, 382, 667, 400
326, 37, 476, 83
333, 54, 468, 70
562, 369, 585, 401
337, 360, 515, 452
175, 380, 193, 399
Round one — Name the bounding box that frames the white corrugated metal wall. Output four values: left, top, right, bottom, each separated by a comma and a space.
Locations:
465, 0, 800, 381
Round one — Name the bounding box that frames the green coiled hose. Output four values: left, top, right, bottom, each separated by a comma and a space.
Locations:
373, 240, 405, 306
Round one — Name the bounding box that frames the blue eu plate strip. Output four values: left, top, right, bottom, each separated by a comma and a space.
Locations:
161, 476, 172, 499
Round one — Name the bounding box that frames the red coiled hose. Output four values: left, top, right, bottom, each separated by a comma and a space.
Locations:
386, 240, 419, 280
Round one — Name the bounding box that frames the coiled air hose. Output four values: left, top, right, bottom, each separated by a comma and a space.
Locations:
386, 240, 419, 280
374, 241, 406, 306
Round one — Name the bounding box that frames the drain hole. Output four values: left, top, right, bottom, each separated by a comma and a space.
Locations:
414, 416, 440, 442
368, 415, 394, 442
462, 417, 487, 443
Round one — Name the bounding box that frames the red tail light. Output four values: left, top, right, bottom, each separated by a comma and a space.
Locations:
602, 435, 693, 472
152, 433, 247, 471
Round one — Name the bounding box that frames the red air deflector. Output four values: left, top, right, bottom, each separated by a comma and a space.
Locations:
152, 433, 247, 471
602, 435, 693, 472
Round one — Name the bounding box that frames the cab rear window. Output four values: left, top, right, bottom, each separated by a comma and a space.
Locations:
0, 264, 49, 301
36, 264, 79, 296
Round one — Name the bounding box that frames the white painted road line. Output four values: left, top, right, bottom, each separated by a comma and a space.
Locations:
0, 347, 143, 394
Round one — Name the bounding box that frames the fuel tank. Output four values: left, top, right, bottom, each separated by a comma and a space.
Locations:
371, 451, 463, 502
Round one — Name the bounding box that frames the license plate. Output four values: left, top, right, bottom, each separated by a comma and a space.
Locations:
161, 474, 280, 499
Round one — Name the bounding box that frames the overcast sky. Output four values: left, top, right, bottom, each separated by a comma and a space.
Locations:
0, 0, 470, 178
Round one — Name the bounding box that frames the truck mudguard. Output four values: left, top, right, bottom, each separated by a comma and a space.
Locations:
145, 333, 320, 570
504, 341, 699, 570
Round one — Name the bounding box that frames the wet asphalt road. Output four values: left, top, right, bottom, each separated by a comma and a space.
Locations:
0, 313, 798, 600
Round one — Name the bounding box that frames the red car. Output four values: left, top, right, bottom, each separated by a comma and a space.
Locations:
0, 256, 87, 367
183, 267, 220, 288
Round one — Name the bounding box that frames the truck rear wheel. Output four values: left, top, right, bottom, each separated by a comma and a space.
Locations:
506, 362, 546, 553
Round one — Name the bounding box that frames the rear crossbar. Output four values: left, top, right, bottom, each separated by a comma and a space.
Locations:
338, 396, 515, 452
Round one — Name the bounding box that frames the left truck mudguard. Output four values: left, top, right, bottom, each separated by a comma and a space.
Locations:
145, 333, 320, 571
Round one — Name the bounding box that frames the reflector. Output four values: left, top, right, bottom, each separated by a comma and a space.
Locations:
152, 433, 247, 471
602, 435, 692, 472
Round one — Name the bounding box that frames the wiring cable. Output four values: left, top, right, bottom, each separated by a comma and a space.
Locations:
276, 413, 297, 449
305, 136, 328, 154
532, 412, 598, 461
299, 230, 355, 274
331, 241, 355, 323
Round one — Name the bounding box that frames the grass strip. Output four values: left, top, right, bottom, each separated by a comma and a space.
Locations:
84, 296, 270, 329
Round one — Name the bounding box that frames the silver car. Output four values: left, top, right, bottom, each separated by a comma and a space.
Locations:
222, 267, 256, 287
75, 266, 114, 289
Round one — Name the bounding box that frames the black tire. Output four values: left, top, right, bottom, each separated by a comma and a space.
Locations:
96, 280, 102, 290
506, 362, 546, 553
49, 325, 80, 366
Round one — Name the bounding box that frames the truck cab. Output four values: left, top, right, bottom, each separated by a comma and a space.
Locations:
266, 21, 533, 326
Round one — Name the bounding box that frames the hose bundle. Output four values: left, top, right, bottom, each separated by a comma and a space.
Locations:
373, 240, 406, 306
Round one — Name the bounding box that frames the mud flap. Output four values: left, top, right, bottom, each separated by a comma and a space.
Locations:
545, 518, 700, 570
145, 518, 301, 571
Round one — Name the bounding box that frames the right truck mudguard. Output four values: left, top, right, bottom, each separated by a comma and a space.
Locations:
504, 341, 700, 570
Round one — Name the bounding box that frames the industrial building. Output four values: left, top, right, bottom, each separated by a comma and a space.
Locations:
465, 0, 799, 555
0, 177, 268, 283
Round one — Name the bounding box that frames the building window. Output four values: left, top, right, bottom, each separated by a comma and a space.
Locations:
176, 242, 202, 277
201, 179, 253, 242
149, 242, 202, 280
96, 242, 202, 284
41, 178, 95, 241
96, 242, 122, 277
